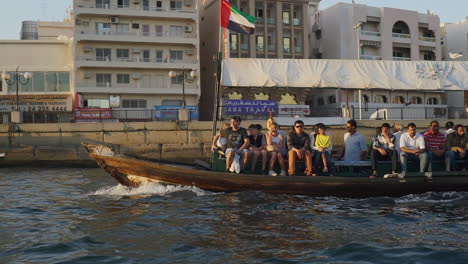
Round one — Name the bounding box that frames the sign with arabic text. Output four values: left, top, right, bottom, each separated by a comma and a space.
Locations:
225, 100, 278, 115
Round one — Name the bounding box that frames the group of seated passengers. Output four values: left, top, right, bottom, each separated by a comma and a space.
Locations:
211, 116, 333, 176
370, 120, 468, 177
211, 116, 468, 177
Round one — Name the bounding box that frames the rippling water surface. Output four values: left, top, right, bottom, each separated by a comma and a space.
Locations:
1, 167, 468, 264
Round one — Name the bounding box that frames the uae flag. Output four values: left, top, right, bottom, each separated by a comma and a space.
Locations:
221, 0, 256, 34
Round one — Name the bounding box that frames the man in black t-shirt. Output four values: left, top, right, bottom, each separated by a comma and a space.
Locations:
220, 116, 250, 173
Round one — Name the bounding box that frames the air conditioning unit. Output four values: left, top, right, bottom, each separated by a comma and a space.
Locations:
184, 0, 192, 6
110, 16, 120, 24
83, 46, 93, 52
83, 72, 92, 79
184, 25, 193, 32
132, 73, 141, 79
185, 49, 193, 55
132, 48, 141, 54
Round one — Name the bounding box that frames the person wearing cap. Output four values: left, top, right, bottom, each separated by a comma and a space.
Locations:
287, 120, 314, 176
221, 116, 250, 173
445, 121, 455, 135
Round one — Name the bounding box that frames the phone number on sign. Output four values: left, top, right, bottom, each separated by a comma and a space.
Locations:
13, 106, 68, 112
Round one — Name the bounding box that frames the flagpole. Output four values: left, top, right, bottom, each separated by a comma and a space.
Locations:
211, 0, 224, 167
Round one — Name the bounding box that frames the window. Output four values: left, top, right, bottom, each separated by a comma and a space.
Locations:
392, 96, 405, 104
96, 73, 112, 87
96, 0, 110, 8
256, 9, 264, 20
95, 23, 111, 35
317, 97, 325, 106
427, 97, 438, 105
169, 25, 183, 37
162, 99, 183, 106
256, 35, 264, 52
142, 24, 150, 36
230, 34, 238, 50
117, 74, 130, 84
132, 23, 140, 29
410, 96, 422, 104
328, 95, 336, 104
171, 74, 184, 84
170, 50, 183, 61
122, 99, 147, 108
58, 72, 70, 91
117, 0, 129, 8
46, 72, 57, 91
282, 11, 290, 24
96, 48, 111, 61
33, 72, 45, 91
375, 95, 388, 104
156, 50, 164, 62
424, 53, 435, 61
20, 75, 33, 92
116, 49, 129, 60
116, 23, 129, 33
170, 1, 182, 10
283, 37, 291, 53
155, 25, 163, 37
156, 1, 162, 9
143, 50, 150, 62
143, 0, 149, 10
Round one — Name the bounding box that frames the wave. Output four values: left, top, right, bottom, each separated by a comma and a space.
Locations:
396, 191, 467, 204
90, 182, 212, 197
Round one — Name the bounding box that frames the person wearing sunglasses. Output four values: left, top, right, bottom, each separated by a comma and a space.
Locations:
287, 120, 314, 176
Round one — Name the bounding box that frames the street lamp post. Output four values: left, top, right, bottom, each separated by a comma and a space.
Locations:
2, 67, 32, 123
168, 67, 197, 109
353, 23, 363, 120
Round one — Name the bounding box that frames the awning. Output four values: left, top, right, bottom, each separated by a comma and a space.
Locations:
221, 59, 468, 91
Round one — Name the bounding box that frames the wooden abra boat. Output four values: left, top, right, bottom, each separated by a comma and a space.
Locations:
82, 142, 468, 198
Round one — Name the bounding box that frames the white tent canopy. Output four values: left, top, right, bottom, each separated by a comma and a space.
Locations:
221, 59, 468, 91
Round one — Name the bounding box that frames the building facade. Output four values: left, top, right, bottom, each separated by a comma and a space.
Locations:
73, 0, 200, 116
311, 3, 441, 61
20, 20, 73, 41
441, 18, 468, 61
0, 40, 74, 123
199, 0, 320, 120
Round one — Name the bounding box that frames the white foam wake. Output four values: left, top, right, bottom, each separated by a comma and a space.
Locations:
90, 182, 212, 197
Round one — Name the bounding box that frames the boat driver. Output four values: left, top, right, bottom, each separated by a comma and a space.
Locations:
221, 116, 250, 173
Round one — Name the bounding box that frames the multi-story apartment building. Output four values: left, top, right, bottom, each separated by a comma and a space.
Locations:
441, 18, 468, 61
199, 0, 321, 120
311, 3, 441, 61
73, 0, 200, 115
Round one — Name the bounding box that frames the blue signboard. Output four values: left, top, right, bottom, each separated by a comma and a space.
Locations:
225, 100, 278, 115
154, 105, 198, 120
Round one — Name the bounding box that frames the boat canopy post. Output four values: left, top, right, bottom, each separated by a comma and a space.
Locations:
359, 89, 362, 120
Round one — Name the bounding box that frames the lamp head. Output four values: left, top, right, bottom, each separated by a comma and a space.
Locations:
189, 69, 197, 79
2, 71, 10, 81
24, 72, 33, 80
168, 70, 177, 78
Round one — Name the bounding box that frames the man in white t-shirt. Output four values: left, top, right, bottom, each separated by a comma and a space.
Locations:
399, 123, 428, 175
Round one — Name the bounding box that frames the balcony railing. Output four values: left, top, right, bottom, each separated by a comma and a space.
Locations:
361, 31, 381, 37
76, 56, 197, 64
293, 18, 301, 26
295, 46, 302, 53
419, 36, 436, 42
360, 55, 382, 60
79, 30, 197, 39
267, 18, 275, 24
393, 57, 411, 61
392, 33, 411, 38
76, 3, 196, 13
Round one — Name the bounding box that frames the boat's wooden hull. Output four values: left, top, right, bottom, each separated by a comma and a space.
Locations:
82, 143, 468, 198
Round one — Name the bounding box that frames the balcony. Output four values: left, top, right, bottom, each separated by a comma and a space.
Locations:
360, 30, 381, 42
75, 56, 198, 69
419, 36, 437, 47
393, 57, 411, 61
360, 55, 382, 60
74, 3, 197, 20
392, 33, 411, 38
75, 31, 197, 45
76, 82, 199, 95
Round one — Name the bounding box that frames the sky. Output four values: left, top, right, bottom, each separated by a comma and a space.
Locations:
0, 0, 466, 39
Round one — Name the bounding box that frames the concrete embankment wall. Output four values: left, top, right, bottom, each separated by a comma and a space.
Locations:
0, 119, 463, 166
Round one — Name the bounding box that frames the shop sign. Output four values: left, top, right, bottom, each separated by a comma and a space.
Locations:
74, 108, 113, 120
278, 105, 310, 116
0, 95, 72, 112
225, 100, 278, 115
